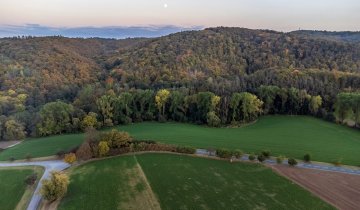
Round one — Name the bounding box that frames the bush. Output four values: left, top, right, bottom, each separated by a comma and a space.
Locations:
76, 141, 93, 161
257, 154, 266, 162
216, 148, 232, 159
248, 154, 256, 161
232, 149, 243, 159
333, 158, 343, 166
261, 150, 271, 158
9, 157, 15, 162
303, 153, 311, 162
56, 150, 66, 158
288, 158, 298, 166
41, 171, 69, 202
176, 146, 196, 154
276, 156, 285, 164
100, 129, 132, 149
25, 173, 37, 186
64, 153, 76, 164
98, 141, 110, 157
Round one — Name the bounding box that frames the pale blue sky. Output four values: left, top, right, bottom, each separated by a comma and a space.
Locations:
0, 0, 359, 31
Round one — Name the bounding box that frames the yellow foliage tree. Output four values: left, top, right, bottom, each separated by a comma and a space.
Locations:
81, 112, 98, 130
155, 89, 170, 116
40, 171, 69, 202
98, 141, 109, 157
64, 153, 77, 164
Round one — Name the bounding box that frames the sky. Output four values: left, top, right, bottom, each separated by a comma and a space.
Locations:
0, 0, 359, 38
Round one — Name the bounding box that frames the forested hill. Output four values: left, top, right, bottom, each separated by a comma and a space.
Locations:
0, 37, 146, 103
1, 27, 360, 140
1, 27, 360, 107
108, 28, 360, 91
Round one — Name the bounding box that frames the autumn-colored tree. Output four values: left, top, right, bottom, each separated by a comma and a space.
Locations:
155, 89, 170, 117
309, 95, 322, 114
100, 129, 132, 148
96, 95, 115, 126
76, 141, 93, 161
98, 141, 109, 157
64, 153, 76, 164
4, 119, 26, 140
81, 112, 98, 130
231, 92, 263, 122
40, 171, 69, 202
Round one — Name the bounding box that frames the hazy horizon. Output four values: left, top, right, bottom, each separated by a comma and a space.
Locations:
1, 0, 359, 38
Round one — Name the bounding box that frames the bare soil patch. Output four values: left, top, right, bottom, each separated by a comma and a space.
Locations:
271, 164, 360, 210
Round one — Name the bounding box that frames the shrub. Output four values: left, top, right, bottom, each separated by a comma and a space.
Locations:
176, 146, 196, 154
303, 153, 311, 162
76, 141, 93, 161
100, 130, 132, 148
9, 157, 15, 162
25, 154, 32, 161
261, 150, 271, 158
248, 154, 256, 161
56, 150, 66, 158
232, 149, 243, 159
41, 171, 69, 202
25, 173, 37, 186
216, 148, 232, 159
98, 141, 110, 157
257, 154, 266, 162
64, 153, 76, 164
276, 156, 285, 164
288, 158, 298, 166
333, 158, 343, 166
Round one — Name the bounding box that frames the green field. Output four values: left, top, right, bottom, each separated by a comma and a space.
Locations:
0, 167, 38, 210
59, 155, 161, 210
118, 116, 360, 166
1, 116, 360, 165
59, 153, 333, 210
0, 133, 84, 161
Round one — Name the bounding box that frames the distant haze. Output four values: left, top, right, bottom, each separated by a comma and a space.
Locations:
0, 0, 359, 38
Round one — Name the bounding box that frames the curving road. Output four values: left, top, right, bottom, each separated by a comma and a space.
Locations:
0, 160, 70, 210
196, 149, 360, 176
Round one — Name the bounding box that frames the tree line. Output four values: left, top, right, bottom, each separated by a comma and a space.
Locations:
0, 85, 337, 140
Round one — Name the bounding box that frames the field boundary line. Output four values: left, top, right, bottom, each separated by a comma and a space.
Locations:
133, 155, 162, 210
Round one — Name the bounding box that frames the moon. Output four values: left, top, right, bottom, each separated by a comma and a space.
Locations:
164, 3, 168, 8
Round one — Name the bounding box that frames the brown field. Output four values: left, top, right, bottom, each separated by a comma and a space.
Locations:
271, 165, 360, 210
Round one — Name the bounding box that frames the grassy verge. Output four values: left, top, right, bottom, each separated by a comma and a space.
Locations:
0, 166, 44, 210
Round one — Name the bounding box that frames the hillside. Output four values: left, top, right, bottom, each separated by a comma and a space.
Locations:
0, 37, 145, 104
103, 27, 360, 99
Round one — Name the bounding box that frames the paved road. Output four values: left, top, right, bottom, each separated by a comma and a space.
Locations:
196, 149, 360, 176
0, 160, 70, 210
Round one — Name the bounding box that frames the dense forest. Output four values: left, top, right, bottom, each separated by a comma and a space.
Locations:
0, 27, 360, 140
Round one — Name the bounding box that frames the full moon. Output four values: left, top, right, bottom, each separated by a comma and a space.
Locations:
164, 3, 168, 8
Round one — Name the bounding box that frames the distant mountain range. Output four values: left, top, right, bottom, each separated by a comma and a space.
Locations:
0, 24, 203, 39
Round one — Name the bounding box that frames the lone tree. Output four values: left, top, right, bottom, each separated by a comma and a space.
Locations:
257, 154, 266, 162
41, 171, 69, 202
288, 158, 298, 166
303, 153, 311, 162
